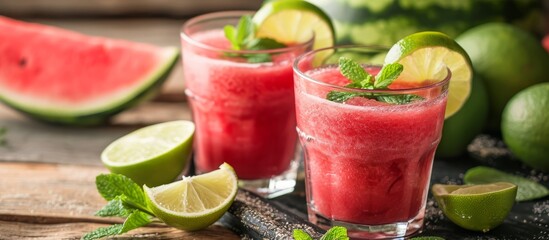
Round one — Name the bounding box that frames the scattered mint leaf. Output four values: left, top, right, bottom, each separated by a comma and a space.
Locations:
95, 173, 149, 213
85, 173, 155, 239
223, 15, 286, 63
320, 226, 349, 240
120, 210, 152, 233
293, 229, 313, 240
374, 63, 404, 89
410, 237, 445, 240
82, 210, 151, 240
95, 197, 131, 217
82, 224, 123, 240
96, 174, 143, 201
464, 166, 549, 201
328, 57, 421, 105
293, 226, 349, 240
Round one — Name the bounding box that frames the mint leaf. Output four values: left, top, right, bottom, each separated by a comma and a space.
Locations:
328, 57, 421, 104
95, 197, 131, 217
246, 38, 286, 50
120, 210, 152, 233
326, 91, 360, 103
293, 229, 313, 240
82, 224, 123, 240
223, 15, 286, 63
96, 174, 143, 201
339, 57, 371, 84
236, 15, 254, 47
95, 173, 152, 215
224, 25, 238, 50
464, 166, 549, 201
320, 226, 349, 240
82, 210, 151, 240
374, 63, 403, 89
375, 94, 424, 105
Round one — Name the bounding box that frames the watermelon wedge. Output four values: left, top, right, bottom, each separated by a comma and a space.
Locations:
0, 16, 179, 125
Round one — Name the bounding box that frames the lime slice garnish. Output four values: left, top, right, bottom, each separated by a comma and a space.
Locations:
144, 163, 238, 231
101, 120, 195, 187
385, 31, 473, 118
432, 182, 517, 232
253, 0, 335, 63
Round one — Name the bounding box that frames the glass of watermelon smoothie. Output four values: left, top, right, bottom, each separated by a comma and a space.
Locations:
181, 11, 312, 198
294, 46, 450, 239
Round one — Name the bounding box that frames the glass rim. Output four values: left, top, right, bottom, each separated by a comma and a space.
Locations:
180, 11, 314, 55
293, 45, 452, 94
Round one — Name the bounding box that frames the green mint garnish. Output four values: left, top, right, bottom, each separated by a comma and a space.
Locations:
223, 15, 286, 63
464, 166, 549, 202
327, 57, 423, 104
293, 226, 349, 240
83, 173, 154, 240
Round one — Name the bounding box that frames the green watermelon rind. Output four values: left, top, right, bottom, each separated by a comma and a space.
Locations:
0, 47, 180, 126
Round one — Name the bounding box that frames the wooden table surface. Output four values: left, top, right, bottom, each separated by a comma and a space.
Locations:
0, 17, 243, 239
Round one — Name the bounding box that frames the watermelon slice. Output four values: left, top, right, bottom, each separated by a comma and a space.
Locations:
0, 16, 179, 125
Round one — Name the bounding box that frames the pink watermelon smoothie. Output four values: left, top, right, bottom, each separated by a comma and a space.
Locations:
183, 29, 306, 179
295, 66, 447, 225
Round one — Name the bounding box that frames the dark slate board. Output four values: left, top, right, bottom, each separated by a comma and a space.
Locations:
223, 135, 549, 240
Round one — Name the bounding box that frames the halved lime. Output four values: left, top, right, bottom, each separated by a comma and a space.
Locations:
144, 163, 238, 231
253, 0, 335, 62
101, 120, 195, 187
432, 182, 517, 232
385, 31, 473, 118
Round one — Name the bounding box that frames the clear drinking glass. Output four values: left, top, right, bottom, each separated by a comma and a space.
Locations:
293, 46, 450, 239
181, 11, 312, 198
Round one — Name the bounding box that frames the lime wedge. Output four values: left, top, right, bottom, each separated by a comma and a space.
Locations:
385, 31, 473, 118
144, 163, 238, 231
432, 182, 517, 232
253, 0, 335, 62
101, 120, 195, 187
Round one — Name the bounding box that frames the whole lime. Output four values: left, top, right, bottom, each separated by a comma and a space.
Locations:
436, 74, 489, 158
501, 83, 549, 172
456, 22, 549, 131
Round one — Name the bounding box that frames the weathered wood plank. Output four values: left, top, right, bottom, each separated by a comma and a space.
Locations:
0, 102, 192, 166
0, 220, 239, 240
0, 162, 239, 239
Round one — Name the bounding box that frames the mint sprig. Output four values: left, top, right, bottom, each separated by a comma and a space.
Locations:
224, 15, 286, 63
327, 57, 423, 104
82, 174, 154, 240
293, 226, 349, 240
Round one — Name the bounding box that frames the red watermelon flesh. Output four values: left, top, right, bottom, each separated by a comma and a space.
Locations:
0, 16, 179, 124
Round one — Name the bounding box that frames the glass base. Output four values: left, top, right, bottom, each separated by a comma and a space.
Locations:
238, 159, 299, 199
308, 207, 425, 239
